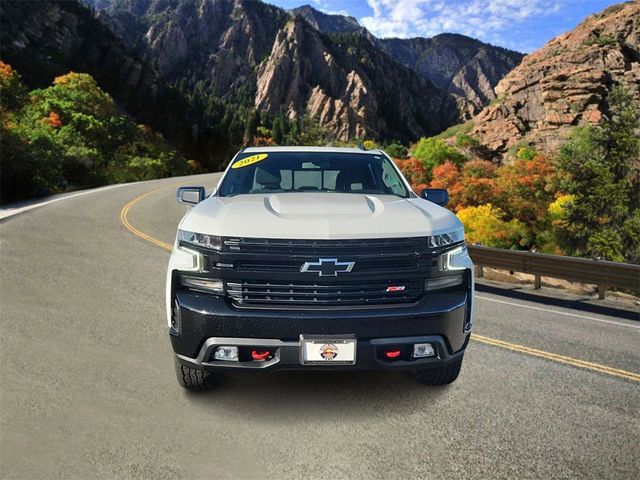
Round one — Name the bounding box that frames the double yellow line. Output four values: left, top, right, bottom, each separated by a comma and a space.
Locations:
120, 185, 174, 251
472, 334, 640, 382
120, 183, 640, 383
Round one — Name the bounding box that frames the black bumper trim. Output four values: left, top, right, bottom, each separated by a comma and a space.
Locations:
175, 335, 465, 372
170, 290, 471, 359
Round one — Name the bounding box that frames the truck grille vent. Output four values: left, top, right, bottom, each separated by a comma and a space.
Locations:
233, 257, 429, 274
226, 280, 423, 306
223, 237, 425, 255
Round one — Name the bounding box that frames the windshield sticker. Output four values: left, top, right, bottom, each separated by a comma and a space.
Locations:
232, 153, 268, 169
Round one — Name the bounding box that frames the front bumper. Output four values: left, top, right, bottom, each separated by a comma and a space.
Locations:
176, 334, 467, 372
171, 290, 471, 372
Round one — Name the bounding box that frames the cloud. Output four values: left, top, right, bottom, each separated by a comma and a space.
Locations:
360, 0, 567, 50
312, 0, 351, 17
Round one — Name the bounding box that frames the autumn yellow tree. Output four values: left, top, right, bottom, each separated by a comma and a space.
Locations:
456, 204, 524, 248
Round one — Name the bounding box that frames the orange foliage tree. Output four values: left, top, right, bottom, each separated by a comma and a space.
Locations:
494, 154, 556, 224
459, 160, 498, 207
394, 157, 429, 192
429, 161, 463, 209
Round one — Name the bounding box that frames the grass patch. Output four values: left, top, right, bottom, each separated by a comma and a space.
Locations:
602, 4, 625, 16
434, 120, 474, 140
583, 36, 616, 47
489, 93, 508, 106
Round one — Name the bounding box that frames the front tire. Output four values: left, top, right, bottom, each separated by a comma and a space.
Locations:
412, 356, 463, 385
174, 357, 222, 391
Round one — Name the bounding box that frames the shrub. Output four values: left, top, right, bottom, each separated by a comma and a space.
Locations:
495, 154, 556, 224
384, 142, 408, 159
411, 137, 467, 179
457, 204, 525, 248
0, 65, 194, 203
459, 160, 499, 207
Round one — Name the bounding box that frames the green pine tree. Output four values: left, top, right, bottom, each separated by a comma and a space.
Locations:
555, 86, 640, 262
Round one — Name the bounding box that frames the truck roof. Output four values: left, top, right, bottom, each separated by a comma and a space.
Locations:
241, 146, 383, 155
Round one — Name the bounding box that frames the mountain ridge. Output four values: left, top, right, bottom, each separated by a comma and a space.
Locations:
83, 0, 460, 141
291, 4, 524, 116
467, 1, 640, 160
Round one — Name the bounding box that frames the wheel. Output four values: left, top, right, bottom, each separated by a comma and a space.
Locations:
412, 356, 463, 385
174, 356, 222, 391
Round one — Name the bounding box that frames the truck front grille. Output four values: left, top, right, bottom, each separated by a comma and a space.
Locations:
223, 237, 426, 255
226, 280, 423, 306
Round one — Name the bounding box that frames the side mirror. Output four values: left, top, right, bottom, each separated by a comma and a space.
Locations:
421, 188, 449, 207
177, 186, 206, 205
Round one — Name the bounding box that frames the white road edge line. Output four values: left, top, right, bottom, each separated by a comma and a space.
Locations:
476, 295, 640, 330
0, 183, 134, 221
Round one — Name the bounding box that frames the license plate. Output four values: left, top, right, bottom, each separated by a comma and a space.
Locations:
300, 335, 357, 365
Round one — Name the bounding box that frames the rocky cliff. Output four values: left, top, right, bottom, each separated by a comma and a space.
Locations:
469, 1, 640, 159
3, 0, 526, 145
291, 5, 523, 116
255, 18, 457, 140
84, 0, 458, 141
378, 34, 524, 116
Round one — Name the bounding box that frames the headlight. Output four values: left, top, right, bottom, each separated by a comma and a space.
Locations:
427, 229, 464, 249
178, 230, 222, 250
441, 245, 469, 271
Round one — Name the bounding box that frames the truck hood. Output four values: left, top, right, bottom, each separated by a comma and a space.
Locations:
179, 192, 462, 239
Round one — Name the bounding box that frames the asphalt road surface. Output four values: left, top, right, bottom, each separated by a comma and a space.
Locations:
1, 173, 639, 480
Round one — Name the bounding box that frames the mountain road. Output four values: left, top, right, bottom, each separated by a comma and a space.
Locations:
1, 173, 638, 479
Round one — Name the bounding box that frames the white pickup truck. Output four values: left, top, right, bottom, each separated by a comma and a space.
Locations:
166, 146, 473, 390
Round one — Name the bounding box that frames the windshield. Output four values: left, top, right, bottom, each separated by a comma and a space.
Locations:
217, 151, 410, 198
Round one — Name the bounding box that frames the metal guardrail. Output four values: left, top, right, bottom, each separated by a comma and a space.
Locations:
468, 245, 640, 299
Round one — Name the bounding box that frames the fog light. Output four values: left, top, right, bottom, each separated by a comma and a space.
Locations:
413, 343, 435, 358
424, 275, 463, 291
214, 346, 238, 361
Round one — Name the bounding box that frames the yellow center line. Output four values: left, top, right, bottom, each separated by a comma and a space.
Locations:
119, 184, 640, 383
472, 334, 640, 382
120, 184, 175, 251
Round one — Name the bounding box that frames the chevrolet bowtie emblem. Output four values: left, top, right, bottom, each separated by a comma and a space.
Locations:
300, 258, 355, 276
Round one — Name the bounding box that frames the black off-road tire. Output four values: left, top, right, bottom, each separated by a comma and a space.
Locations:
412, 357, 463, 385
174, 357, 222, 391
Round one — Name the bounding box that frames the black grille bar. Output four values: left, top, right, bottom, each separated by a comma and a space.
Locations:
223, 237, 426, 255
227, 280, 423, 306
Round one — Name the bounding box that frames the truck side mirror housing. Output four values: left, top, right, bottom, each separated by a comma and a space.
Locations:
420, 188, 449, 207
177, 186, 206, 205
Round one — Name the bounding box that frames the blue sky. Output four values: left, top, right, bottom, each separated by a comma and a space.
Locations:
268, 0, 619, 52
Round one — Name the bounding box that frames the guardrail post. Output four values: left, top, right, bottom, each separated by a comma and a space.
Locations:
597, 285, 606, 300
477, 265, 484, 278
534, 274, 541, 290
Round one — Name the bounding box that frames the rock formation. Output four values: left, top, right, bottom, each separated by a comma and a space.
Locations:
469, 2, 640, 159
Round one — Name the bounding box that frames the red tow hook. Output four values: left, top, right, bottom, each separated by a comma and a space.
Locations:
251, 350, 271, 361
384, 349, 402, 359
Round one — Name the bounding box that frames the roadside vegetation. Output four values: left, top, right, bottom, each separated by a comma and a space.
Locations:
392, 86, 639, 263
0, 62, 196, 203
2, 60, 637, 263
